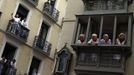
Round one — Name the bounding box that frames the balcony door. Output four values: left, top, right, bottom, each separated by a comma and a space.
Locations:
16, 4, 29, 21
36, 22, 49, 49
2, 42, 17, 60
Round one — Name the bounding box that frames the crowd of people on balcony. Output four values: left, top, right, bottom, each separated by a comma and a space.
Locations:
77, 33, 126, 46
7, 14, 28, 39
0, 57, 16, 75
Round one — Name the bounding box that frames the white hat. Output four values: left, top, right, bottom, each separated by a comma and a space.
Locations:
92, 33, 97, 37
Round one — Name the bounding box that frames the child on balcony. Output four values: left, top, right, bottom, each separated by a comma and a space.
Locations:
116, 33, 126, 45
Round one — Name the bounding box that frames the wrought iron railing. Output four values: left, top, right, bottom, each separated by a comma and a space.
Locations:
6, 19, 30, 41
43, 2, 59, 21
0, 59, 17, 75
33, 36, 51, 54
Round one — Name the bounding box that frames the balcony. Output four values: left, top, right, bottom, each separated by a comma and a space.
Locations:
6, 19, 30, 42
82, 0, 129, 14
72, 13, 133, 46
43, 2, 59, 21
0, 58, 17, 75
33, 36, 51, 55
26, 0, 38, 6
72, 45, 131, 75
71, 13, 132, 75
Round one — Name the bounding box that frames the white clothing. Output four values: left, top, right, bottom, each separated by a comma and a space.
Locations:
76, 40, 85, 44
88, 39, 99, 45
13, 17, 20, 23
100, 39, 111, 45
116, 39, 125, 45
21, 20, 28, 28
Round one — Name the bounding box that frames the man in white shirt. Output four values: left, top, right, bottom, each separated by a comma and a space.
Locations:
10, 14, 21, 34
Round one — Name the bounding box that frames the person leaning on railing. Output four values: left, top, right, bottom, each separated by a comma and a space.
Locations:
9, 14, 21, 35
116, 33, 126, 45
88, 33, 99, 45
99, 34, 112, 45
0, 57, 6, 75
20, 18, 28, 38
76, 34, 85, 44
5, 59, 16, 75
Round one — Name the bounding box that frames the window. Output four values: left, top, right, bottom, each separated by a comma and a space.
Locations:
36, 22, 49, 50
15, 4, 29, 21
54, 47, 72, 74
102, 15, 114, 41
74, 13, 132, 46
43, 0, 59, 21
90, 16, 101, 39
2, 43, 17, 60
78, 52, 98, 65
38, 22, 49, 42
56, 51, 68, 72
28, 57, 41, 75
77, 48, 122, 67
100, 50, 122, 67
50, 0, 56, 7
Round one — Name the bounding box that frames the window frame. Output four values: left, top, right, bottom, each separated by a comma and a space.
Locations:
73, 13, 133, 46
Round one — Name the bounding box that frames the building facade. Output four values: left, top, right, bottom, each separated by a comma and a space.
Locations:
0, 0, 68, 75
1, 0, 134, 75
56, 0, 134, 75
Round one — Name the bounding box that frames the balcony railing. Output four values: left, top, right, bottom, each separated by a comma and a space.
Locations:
0, 59, 17, 75
43, 2, 59, 21
33, 36, 51, 54
72, 13, 133, 46
6, 19, 30, 41
72, 45, 131, 74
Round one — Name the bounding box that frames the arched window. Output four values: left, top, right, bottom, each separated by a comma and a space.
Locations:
53, 46, 72, 75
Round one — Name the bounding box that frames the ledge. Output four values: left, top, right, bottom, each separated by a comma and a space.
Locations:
6, 31, 27, 43
33, 47, 50, 56
71, 44, 131, 57
71, 44, 131, 50
75, 65, 124, 75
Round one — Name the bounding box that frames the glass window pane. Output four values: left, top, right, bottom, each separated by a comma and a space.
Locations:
89, 16, 101, 39
75, 17, 89, 44
101, 15, 114, 44
115, 15, 128, 45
